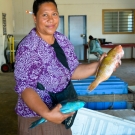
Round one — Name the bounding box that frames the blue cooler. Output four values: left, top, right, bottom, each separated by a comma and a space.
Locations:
72, 76, 128, 110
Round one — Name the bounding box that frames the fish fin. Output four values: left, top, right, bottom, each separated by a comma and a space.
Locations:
29, 118, 46, 129
87, 80, 99, 91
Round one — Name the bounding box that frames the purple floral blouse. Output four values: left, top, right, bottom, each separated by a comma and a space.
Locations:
14, 28, 79, 117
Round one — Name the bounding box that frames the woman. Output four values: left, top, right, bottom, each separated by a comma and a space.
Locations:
88, 35, 104, 59
14, 0, 107, 135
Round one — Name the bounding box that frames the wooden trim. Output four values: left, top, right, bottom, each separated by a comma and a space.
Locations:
102, 10, 104, 34
102, 9, 135, 34
103, 32, 135, 34
103, 9, 135, 11
134, 9, 135, 33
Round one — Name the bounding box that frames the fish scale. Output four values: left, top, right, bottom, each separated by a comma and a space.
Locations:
88, 45, 124, 91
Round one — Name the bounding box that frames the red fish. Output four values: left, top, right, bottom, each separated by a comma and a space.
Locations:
88, 45, 124, 91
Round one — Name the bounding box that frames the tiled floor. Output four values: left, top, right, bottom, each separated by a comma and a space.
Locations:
0, 59, 135, 135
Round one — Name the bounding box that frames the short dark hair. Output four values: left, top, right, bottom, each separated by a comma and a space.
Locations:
33, 0, 58, 16
89, 35, 93, 40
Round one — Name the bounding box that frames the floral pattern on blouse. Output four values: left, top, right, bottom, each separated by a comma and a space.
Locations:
14, 28, 79, 117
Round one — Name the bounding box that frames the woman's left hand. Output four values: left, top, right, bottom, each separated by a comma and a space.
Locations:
113, 62, 120, 72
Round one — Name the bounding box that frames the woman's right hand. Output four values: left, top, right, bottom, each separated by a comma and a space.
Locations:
45, 104, 74, 124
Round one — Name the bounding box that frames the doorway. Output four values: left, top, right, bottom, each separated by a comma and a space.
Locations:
68, 15, 87, 60
57, 16, 64, 34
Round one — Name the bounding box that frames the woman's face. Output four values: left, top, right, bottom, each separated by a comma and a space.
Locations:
33, 2, 59, 36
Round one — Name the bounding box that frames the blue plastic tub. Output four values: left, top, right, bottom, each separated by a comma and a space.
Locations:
72, 76, 121, 82
84, 101, 127, 110
76, 88, 128, 96
72, 76, 128, 110
73, 84, 128, 95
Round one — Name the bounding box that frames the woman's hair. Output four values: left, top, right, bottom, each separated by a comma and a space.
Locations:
33, 0, 57, 16
89, 35, 93, 40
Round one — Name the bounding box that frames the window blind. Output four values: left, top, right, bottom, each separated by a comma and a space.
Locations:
103, 10, 134, 33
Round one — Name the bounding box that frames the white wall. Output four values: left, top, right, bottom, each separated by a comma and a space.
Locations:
0, 0, 13, 71
12, 0, 135, 43
0, 0, 134, 70
11, 0, 135, 62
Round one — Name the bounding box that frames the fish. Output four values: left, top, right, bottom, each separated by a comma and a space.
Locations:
29, 100, 85, 129
88, 45, 124, 91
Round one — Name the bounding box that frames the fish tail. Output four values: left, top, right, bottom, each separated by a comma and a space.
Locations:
88, 80, 99, 91
29, 118, 46, 129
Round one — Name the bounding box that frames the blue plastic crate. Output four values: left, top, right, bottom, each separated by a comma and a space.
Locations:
72, 76, 128, 110
85, 76, 118, 79
72, 76, 121, 82
73, 84, 128, 95
76, 88, 127, 96
72, 76, 124, 83
84, 101, 127, 110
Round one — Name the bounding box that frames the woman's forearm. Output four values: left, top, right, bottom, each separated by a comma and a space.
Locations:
21, 88, 76, 124
21, 88, 50, 118
71, 61, 100, 80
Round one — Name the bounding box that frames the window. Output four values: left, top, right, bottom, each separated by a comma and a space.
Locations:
102, 9, 135, 34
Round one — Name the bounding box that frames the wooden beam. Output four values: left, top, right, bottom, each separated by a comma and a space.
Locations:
78, 94, 134, 102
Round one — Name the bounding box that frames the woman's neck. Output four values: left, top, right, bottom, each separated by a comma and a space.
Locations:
36, 30, 55, 45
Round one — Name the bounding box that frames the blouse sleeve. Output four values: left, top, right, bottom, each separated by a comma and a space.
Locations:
14, 44, 43, 95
